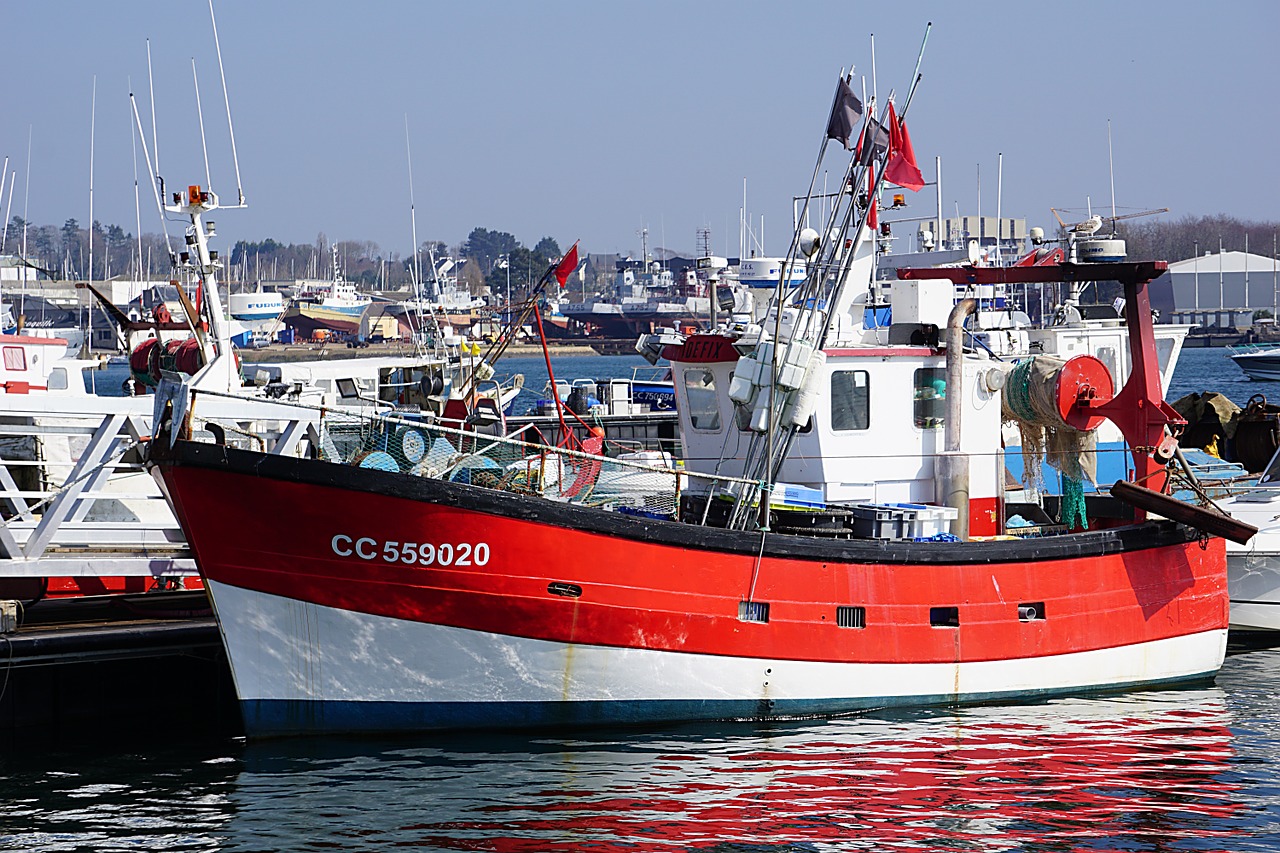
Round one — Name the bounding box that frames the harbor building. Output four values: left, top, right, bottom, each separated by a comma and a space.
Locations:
1157, 250, 1280, 328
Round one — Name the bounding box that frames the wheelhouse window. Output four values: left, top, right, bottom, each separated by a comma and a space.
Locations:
913, 368, 946, 429
1095, 345, 1119, 386
683, 368, 721, 430
830, 370, 870, 431
3, 347, 26, 371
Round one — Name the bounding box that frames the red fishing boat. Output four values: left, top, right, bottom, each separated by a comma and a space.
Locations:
149, 66, 1243, 738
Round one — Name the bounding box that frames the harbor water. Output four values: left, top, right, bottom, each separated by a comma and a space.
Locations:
89, 345, 1258, 412
2, 649, 1280, 851
6, 345, 1279, 851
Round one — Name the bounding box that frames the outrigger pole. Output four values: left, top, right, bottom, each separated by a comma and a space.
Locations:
740, 25, 934, 528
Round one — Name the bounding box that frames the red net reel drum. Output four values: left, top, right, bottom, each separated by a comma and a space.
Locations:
1056, 354, 1115, 431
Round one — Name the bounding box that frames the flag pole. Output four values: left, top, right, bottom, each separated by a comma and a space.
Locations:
463, 241, 578, 397
755, 71, 854, 529
899, 22, 932, 121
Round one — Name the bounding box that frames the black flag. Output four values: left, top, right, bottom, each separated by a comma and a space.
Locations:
856, 117, 889, 165
825, 77, 863, 150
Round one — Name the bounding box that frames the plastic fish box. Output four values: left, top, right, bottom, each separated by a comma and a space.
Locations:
769, 483, 826, 509
851, 504, 912, 540
885, 502, 959, 539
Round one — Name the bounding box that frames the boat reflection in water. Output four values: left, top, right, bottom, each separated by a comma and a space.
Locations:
228, 689, 1240, 851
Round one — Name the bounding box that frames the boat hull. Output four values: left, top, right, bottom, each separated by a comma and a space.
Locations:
153, 442, 1229, 737
1231, 351, 1280, 381
212, 580, 1223, 735
1228, 549, 1280, 631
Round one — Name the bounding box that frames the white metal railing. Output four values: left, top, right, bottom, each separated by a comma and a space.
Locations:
0, 391, 319, 580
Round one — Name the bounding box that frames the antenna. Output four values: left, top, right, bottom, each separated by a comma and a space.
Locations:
22, 126, 31, 310
0, 157, 7, 235
208, 0, 244, 205
1, 171, 14, 252
870, 33, 877, 107
192, 59, 213, 192
1107, 119, 1117, 230
147, 39, 160, 179
88, 76, 96, 284
130, 89, 145, 280
404, 115, 421, 293
130, 93, 175, 261
995, 151, 1003, 265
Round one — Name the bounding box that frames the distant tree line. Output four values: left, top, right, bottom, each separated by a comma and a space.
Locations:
2, 215, 168, 280
3, 216, 570, 301
1116, 214, 1280, 263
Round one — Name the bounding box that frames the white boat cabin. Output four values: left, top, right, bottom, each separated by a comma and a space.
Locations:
0, 335, 98, 396
667, 335, 1004, 535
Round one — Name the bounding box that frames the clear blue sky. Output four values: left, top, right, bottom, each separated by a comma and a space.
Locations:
4, 1, 1277, 261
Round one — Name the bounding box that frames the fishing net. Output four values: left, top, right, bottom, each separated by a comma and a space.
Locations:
1002, 356, 1096, 530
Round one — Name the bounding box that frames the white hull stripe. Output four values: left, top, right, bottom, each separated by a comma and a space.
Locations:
209, 581, 1228, 736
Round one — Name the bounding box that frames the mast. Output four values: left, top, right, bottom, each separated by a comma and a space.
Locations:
0, 157, 7, 245
147, 39, 160, 179
87, 78, 96, 355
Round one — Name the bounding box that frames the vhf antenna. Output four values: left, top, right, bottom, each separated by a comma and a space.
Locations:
208, 0, 244, 205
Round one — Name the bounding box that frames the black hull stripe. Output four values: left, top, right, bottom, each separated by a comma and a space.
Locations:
159, 440, 1199, 566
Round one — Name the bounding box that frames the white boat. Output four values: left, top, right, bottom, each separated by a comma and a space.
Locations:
228, 289, 285, 323
1208, 446, 1280, 631
1229, 343, 1280, 381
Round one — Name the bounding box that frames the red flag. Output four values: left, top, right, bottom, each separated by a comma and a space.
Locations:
554, 242, 579, 288
885, 102, 925, 192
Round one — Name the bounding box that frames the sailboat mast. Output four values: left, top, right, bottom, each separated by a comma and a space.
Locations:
1, 172, 14, 252
0, 157, 7, 239
87, 77, 96, 353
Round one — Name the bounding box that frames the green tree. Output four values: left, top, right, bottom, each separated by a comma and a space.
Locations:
463, 227, 518, 272
105, 224, 129, 250
533, 236, 561, 258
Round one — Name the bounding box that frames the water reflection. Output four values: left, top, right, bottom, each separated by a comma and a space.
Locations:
224, 690, 1239, 852
13, 650, 1280, 852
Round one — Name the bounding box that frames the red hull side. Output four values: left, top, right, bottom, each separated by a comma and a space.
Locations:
159, 460, 1228, 667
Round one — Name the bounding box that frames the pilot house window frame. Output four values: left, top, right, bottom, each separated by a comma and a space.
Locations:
830, 369, 871, 431
2, 347, 26, 371
913, 367, 946, 430
682, 368, 722, 431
